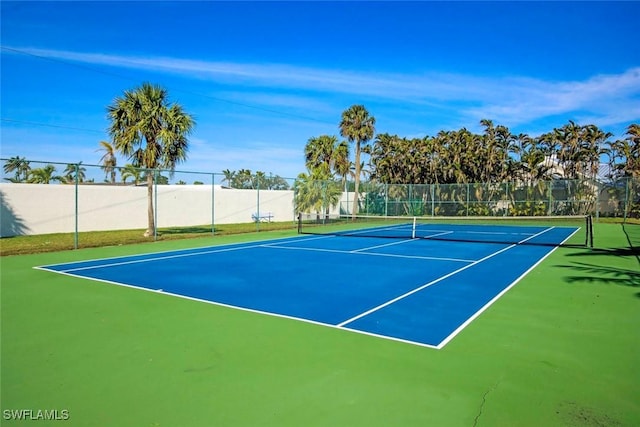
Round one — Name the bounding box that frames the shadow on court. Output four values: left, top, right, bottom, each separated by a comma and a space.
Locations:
546, 222, 640, 292
568, 246, 640, 259
557, 262, 640, 288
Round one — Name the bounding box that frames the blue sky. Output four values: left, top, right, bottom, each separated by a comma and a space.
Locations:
1, 1, 639, 181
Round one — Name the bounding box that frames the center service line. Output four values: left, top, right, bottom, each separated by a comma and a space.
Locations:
336, 226, 555, 328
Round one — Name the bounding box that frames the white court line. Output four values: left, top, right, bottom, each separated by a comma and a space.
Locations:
350, 238, 419, 252
35, 233, 320, 270
465, 231, 532, 236
33, 224, 572, 350
435, 226, 580, 349
44, 235, 336, 273
57, 243, 271, 272
336, 226, 556, 328
261, 244, 475, 263
419, 230, 455, 239
38, 268, 440, 349
417, 228, 533, 237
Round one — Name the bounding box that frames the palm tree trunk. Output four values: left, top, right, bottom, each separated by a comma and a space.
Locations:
145, 172, 155, 237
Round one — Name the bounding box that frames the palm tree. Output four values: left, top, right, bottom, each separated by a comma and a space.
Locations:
304, 135, 339, 179
607, 124, 640, 179
3, 156, 31, 182
334, 140, 350, 189
538, 131, 560, 176
97, 141, 118, 184
121, 163, 143, 185
339, 105, 376, 216
267, 175, 291, 190
63, 162, 86, 184
141, 170, 169, 185
221, 169, 236, 188
624, 124, 640, 178
253, 171, 266, 189
293, 172, 341, 215
107, 82, 195, 237
234, 169, 253, 189
27, 164, 62, 184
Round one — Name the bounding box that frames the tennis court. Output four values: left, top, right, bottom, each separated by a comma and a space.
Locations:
37, 218, 583, 348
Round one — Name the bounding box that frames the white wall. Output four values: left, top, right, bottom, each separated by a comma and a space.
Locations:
0, 183, 298, 237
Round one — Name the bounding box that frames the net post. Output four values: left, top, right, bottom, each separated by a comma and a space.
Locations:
297, 213, 302, 234
584, 215, 589, 247
412, 216, 417, 239
588, 215, 594, 248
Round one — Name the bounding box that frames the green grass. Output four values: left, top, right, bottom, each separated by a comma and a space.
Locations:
1, 224, 639, 426
0, 221, 297, 256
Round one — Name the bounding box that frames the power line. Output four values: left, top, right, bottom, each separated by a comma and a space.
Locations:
1, 45, 335, 126
1, 118, 105, 134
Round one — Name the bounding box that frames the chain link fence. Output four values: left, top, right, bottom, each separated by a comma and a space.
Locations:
0, 159, 297, 245
301, 178, 640, 220
2, 158, 638, 248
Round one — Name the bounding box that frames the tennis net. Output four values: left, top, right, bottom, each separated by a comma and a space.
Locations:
297, 213, 593, 247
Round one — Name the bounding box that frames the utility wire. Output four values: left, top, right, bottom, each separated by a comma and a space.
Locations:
1, 118, 105, 134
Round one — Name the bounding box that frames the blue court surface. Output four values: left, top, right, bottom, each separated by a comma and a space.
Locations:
37, 223, 580, 349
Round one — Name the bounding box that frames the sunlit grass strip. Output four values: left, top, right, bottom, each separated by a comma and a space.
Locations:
0, 221, 297, 256
2, 217, 637, 256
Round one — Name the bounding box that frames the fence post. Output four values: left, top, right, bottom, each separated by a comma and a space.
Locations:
74, 163, 79, 249
431, 184, 435, 216
547, 180, 552, 216
256, 176, 260, 232
345, 181, 350, 215
211, 173, 215, 236
154, 169, 158, 241
409, 184, 415, 216
322, 180, 327, 219
504, 182, 510, 217
384, 183, 388, 217
466, 183, 470, 216
595, 177, 600, 221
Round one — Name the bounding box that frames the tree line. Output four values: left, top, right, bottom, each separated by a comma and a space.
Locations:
296, 105, 639, 214
3, 157, 292, 189
370, 120, 639, 185
2, 158, 175, 185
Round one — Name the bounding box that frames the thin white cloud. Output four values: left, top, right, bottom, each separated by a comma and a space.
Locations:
5, 45, 640, 129
463, 68, 640, 126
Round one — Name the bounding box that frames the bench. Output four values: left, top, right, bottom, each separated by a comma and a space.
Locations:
252, 212, 274, 223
